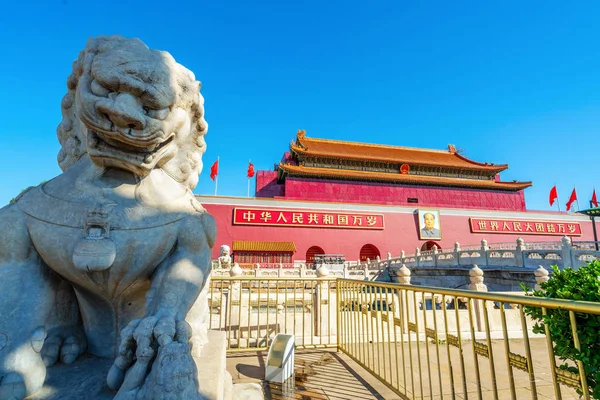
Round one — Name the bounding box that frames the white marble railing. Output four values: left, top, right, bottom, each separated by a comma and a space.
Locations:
379, 237, 600, 271
211, 262, 380, 280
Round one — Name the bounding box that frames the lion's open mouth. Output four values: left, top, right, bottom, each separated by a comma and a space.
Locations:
88, 130, 174, 164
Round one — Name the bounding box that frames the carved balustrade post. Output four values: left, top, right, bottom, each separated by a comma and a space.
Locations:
468, 265, 487, 331
278, 263, 283, 278
400, 250, 405, 264
480, 239, 489, 267
300, 263, 306, 278
534, 265, 549, 291
254, 263, 261, 277
343, 262, 349, 279
228, 263, 245, 340
397, 264, 412, 333
561, 236, 573, 269
415, 247, 421, 268
468, 265, 487, 292
397, 264, 411, 285
453, 241, 461, 267
515, 237, 526, 268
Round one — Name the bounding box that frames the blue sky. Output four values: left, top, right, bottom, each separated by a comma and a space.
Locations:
0, 1, 598, 211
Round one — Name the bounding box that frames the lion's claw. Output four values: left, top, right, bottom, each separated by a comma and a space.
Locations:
60, 336, 82, 364
40, 330, 86, 367
108, 315, 192, 394
41, 336, 62, 367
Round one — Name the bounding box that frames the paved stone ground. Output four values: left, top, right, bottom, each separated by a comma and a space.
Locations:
228, 350, 398, 399
227, 339, 583, 400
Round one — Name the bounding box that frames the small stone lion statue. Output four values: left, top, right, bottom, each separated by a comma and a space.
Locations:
0, 36, 215, 399
217, 244, 233, 267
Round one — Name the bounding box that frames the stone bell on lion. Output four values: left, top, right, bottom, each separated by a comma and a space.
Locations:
0, 35, 234, 399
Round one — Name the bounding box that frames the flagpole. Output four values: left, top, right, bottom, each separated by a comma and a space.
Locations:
575, 185, 580, 212
555, 183, 561, 213
247, 159, 250, 197
214, 156, 219, 196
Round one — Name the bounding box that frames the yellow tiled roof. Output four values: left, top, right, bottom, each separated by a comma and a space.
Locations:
278, 163, 532, 191
292, 130, 508, 172
232, 241, 297, 252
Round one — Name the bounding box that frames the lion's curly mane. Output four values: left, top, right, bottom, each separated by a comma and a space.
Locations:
56, 35, 208, 190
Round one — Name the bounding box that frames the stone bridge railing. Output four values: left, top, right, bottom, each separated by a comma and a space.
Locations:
211, 262, 381, 280
378, 237, 600, 271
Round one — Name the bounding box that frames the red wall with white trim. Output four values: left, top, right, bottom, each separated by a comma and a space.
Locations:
203, 199, 594, 262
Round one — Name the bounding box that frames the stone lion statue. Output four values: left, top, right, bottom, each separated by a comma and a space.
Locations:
0, 36, 215, 399
217, 244, 232, 267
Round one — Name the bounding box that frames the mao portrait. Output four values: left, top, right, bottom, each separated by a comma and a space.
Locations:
418, 209, 442, 240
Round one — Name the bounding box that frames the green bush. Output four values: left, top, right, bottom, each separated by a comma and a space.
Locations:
522, 261, 600, 399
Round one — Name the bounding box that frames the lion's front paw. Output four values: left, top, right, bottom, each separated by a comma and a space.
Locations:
107, 316, 192, 394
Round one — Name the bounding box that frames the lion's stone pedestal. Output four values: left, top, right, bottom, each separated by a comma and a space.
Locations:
29, 331, 235, 400
197, 331, 232, 400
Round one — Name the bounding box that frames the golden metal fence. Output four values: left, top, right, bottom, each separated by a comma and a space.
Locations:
336, 278, 600, 400
209, 276, 338, 353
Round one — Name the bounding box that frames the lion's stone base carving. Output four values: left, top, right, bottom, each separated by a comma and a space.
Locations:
29, 332, 234, 400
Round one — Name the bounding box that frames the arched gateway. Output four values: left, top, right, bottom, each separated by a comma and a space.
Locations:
359, 244, 380, 261
306, 246, 325, 263
421, 241, 441, 252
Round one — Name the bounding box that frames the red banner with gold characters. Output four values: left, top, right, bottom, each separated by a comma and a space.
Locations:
469, 218, 582, 236
233, 208, 384, 229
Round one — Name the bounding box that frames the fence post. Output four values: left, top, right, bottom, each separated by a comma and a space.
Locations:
534, 265, 549, 291
228, 264, 245, 344
561, 236, 573, 269
516, 237, 526, 268
453, 241, 461, 267
468, 265, 487, 332
314, 265, 330, 337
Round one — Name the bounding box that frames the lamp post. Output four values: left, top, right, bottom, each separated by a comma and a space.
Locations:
578, 203, 600, 251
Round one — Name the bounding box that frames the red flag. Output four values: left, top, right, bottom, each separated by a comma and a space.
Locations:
592, 189, 599, 208
566, 188, 577, 211
210, 160, 219, 181
247, 162, 255, 178
549, 186, 558, 206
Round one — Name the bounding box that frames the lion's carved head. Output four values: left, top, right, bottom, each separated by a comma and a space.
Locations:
57, 35, 208, 190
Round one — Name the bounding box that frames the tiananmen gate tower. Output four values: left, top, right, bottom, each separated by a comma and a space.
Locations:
200, 130, 593, 265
